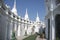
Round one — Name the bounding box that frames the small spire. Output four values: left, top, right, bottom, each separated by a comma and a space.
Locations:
26, 8, 28, 15
14, 0, 16, 8
36, 12, 38, 18
11, 0, 18, 15
25, 8, 29, 20
36, 12, 40, 22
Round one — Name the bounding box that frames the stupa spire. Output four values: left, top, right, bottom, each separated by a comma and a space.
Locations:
25, 8, 29, 20
11, 0, 18, 15
36, 12, 40, 22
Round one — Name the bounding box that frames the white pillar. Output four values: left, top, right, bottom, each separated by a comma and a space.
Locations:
25, 23, 27, 31
17, 22, 20, 36
10, 20, 13, 39
27, 24, 29, 35
20, 22, 22, 36
14, 21, 17, 31
20, 21, 24, 36
25, 23, 27, 35
50, 2, 55, 40
22, 23, 25, 36
51, 13, 55, 40
52, 25, 55, 40
9, 14, 13, 39
14, 17, 17, 37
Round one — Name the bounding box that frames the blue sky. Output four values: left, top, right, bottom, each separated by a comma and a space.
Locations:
4, 0, 46, 21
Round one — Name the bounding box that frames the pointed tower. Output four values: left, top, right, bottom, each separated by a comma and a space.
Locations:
24, 8, 29, 20
11, 0, 18, 15
36, 12, 40, 22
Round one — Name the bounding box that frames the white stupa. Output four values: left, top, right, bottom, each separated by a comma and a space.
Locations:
34, 12, 40, 33
24, 8, 29, 21
11, 0, 18, 15
36, 12, 40, 22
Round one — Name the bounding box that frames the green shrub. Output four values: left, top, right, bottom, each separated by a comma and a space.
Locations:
56, 37, 60, 40
11, 31, 17, 40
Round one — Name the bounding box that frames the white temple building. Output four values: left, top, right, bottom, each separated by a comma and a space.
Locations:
45, 0, 60, 40
0, 0, 45, 40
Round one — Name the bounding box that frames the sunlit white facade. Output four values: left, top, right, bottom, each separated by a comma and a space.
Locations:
45, 0, 60, 40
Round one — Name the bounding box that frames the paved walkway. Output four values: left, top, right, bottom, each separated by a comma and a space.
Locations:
17, 35, 30, 40
36, 36, 46, 40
